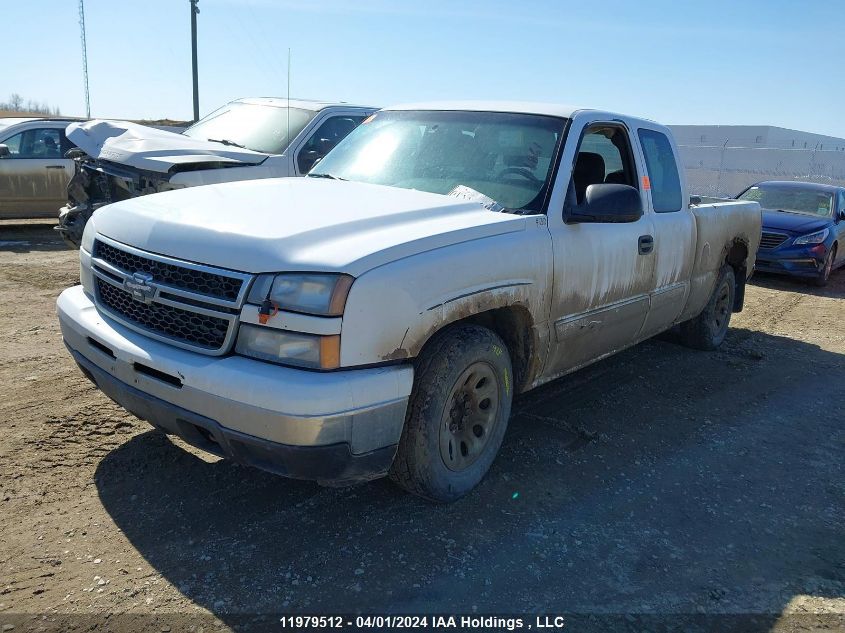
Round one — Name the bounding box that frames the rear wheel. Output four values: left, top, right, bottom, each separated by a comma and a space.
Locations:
389, 325, 513, 502
813, 245, 836, 287
679, 265, 735, 351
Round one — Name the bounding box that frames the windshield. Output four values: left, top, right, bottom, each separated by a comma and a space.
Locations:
309, 110, 567, 212
738, 184, 834, 217
182, 102, 316, 154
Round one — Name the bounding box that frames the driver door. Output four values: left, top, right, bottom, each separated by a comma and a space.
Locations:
544, 119, 656, 375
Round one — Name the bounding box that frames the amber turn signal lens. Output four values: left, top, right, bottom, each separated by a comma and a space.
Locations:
320, 334, 341, 369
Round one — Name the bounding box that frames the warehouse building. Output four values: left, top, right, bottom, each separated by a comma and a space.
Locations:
667, 125, 845, 197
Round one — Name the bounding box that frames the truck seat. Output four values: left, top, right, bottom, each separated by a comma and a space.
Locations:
573, 152, 606, 203
604, 169, 627, 184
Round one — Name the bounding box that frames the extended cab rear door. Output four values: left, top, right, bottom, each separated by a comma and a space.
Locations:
544, 115, 656, 375
634, 126, 696, 338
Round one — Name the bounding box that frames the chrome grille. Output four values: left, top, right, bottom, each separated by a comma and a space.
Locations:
89, 236, 252, 355
96, 279, 230, 350
759, 231, 789, 250
94, 239, 243, 300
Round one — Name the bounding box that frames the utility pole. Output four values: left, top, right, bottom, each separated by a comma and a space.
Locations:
190, 0, 200, 122
79, 0, 91, 118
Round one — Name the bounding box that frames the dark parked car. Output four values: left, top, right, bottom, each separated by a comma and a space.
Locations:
737, 180, 845, 286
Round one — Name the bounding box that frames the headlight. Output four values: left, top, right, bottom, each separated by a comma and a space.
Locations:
235, 324, 340, 369
80, 217, 96, 253
793, 228, 829, 245
247, 273, 353, 316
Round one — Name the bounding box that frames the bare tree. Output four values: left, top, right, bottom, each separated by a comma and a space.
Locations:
1, 93, 61, 116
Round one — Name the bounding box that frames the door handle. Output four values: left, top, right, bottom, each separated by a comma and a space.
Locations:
638, 235, 654, 255
45, 165, 66, 169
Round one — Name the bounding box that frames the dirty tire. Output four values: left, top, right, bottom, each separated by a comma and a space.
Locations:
679, 265, 736, 351
812, 245, 836, 287
389, 325, 513, 503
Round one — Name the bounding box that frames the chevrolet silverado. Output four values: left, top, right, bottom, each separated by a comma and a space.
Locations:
57, 102, 761, 502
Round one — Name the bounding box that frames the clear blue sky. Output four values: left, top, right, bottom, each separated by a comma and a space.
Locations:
6, 0, 844, 137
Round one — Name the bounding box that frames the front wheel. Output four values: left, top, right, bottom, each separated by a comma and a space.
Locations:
56, 204, 92, 249
812, 245, 836, 287
389, 325, 513, 502
679, 265, 736, 351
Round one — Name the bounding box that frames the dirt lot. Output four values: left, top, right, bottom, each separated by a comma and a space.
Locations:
0, 224, 843, 632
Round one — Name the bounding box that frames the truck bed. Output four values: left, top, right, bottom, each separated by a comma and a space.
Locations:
681, 200, 762, 321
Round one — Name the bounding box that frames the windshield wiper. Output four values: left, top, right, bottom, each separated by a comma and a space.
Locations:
207, 138, 248, 149
307, 173, 347, 181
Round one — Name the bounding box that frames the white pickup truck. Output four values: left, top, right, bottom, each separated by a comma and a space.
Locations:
57, 102, 761, 502
56, 98, 376, 247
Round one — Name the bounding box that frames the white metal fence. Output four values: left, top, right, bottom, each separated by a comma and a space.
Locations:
677, 144, 845, 198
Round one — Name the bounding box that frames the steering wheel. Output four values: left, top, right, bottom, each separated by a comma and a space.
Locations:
496, 167, 541, 184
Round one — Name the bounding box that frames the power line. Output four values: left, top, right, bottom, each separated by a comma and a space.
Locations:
78, 0, 90, 118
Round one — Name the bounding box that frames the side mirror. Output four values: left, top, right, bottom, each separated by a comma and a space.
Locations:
0, 144, 10, 158
839, 209, 845, 221
566, 183, 643, 224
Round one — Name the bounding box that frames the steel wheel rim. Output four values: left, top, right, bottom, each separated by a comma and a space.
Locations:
823, 252, 833, 280
439, 362, 500, 472
713, 279, 731, 337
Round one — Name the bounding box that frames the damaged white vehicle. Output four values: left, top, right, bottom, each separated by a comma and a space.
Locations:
57, 102, 761, 502
56, 98, 376, 247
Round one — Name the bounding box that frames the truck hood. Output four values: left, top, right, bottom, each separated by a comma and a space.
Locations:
90, 178, 526, 276
66, 120, 269, 173
761, 209, 831, 234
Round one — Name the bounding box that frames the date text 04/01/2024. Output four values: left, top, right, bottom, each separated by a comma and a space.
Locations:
276, 615, 568, 630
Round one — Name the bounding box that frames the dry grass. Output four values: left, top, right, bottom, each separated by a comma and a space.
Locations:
0, 111, 189, 128
0, 109, 55, 118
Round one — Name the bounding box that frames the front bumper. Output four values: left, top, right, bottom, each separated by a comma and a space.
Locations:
57, 285, 414, 483
755, 244, 827, 278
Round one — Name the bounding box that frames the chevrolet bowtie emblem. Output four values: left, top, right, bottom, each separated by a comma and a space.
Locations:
124, 272, 156, 303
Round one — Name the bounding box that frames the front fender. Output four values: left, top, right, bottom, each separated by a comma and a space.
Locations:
339, 226, 553, 369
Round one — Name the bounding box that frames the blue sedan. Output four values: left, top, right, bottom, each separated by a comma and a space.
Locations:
737, 181, 845, 286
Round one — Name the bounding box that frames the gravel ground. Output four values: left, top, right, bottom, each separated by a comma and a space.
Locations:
0, 224, 843, 632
